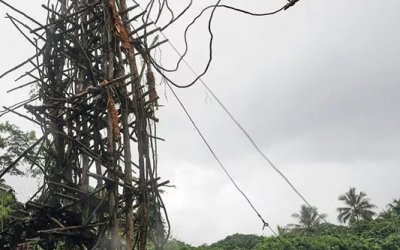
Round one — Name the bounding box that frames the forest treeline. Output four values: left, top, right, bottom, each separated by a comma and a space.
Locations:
152, 190, 400, 250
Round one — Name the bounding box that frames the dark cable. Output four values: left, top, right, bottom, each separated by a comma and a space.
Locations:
201, 82, 329, 225
149, 3, 286, 88
160, 0, 193, 31
165, 82, 280, 238
138, 1, 287, 91
149, 0, 221, 83
146, 0, 328, 225
137, 0, 321, 223
164, 44, 329, 224
157, 3, 285, 74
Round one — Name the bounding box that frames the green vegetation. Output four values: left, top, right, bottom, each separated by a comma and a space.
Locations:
288, 205, 327, 235
163, 216, 400, 250
337, 187, 376, 225
380, 199, 400, 219
209, 234, 263, 250
159, 190, 400, 250
0, 121, 38, 176
0, 180, 15, 231
256, 217, 400, 250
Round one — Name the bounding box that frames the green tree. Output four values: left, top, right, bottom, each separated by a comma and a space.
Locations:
0, 121, 38, 176
379, 209, 394, 219
276, 225, 289, 236
148, 238, 194, 250
288, 205, 327, 234
379, 199, 400, 219
0, 180, 15, 231
337, 187, 376, 225
209, 234, 263, 250
387, 199, 400, 216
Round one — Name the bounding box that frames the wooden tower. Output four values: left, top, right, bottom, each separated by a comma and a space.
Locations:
0, 0, 168, 249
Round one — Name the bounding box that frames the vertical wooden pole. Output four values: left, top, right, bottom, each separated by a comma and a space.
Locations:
78, 0, 90, 225
118, 1, 135, 248
105, 6, 120, 247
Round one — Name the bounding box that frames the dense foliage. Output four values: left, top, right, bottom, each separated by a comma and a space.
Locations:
256, 217, 400, 250
158, 215, 400, 250
288, 205, 327, 234
0, 181, 15, 231
0, 121, 37, 176
209, 234, 263, 250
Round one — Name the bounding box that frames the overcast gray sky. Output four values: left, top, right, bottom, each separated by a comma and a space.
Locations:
1, 0, 400, 246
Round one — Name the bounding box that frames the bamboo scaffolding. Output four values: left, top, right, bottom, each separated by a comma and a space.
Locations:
0, 0, 169, 248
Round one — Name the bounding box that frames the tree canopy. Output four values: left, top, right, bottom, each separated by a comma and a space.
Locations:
0, 121, 37, 176
163, 216, 400, 250
154, 196, 400, 250
288, 205, 327, 234
337, 187, 376, 225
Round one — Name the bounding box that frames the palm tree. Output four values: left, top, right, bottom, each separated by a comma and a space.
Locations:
388, 199, 400, 216
379, 209, 394, 219
276, 225, 289, 236
380, 199, 400, 219
289, 205, 327, 234
337, 187, 376, 225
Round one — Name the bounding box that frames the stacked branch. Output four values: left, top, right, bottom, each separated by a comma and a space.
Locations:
0, 0, 168, 249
